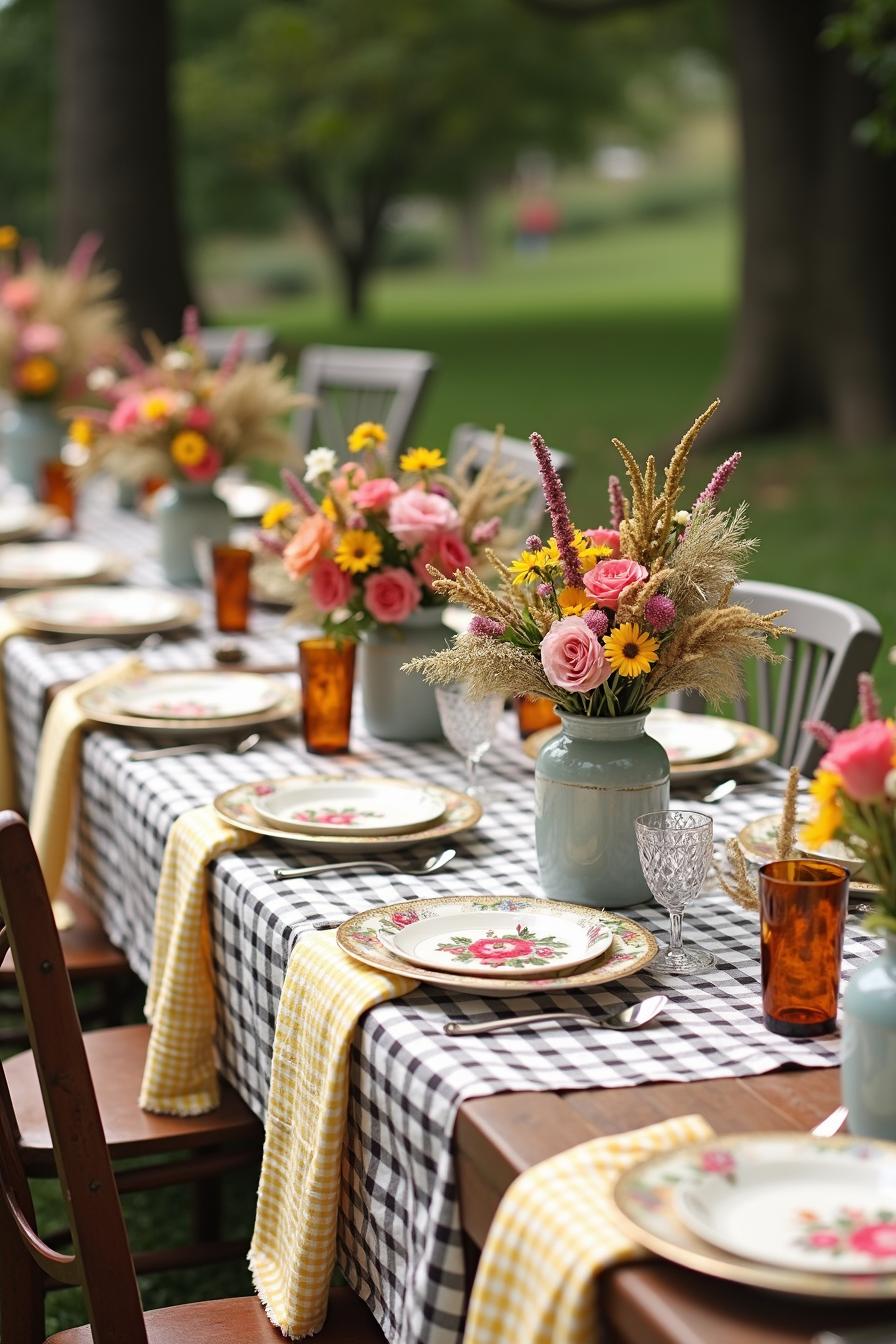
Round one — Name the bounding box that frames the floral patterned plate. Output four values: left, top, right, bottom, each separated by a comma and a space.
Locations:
337, 895, 655, 997
112, 671, 282, 720
388, 908, 613, 978
252, 778, 446, 836
79, 676, 298, 738
738, 815, 879, 892
613, 1133, 896, 1298
215, 777, 481, 855
0, 542, 129, 589
9, 585, 201, 637
0, 501, 57, 544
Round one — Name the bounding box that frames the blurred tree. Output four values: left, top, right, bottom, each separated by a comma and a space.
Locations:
0, 0, 54, 246
179, 0, 641, 318
57, 0, 193, 340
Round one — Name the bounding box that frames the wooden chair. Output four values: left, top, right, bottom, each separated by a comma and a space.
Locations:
0, 812, 264, 1294
448, 422, 574, 536
199, 326, 275, 366
670, 580, 882, 774
0, 811, 384, 1344
293, 344, 434, 464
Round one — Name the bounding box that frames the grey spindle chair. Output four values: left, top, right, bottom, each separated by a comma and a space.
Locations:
448, 423, 574, 537
671, 580, 881, 775
199, 327, 275, 366
293, 345, 435, 465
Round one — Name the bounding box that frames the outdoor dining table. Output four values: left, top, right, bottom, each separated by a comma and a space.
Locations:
1, 481, 887, 1344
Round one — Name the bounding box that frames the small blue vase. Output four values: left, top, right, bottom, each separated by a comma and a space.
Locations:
2, 401, 64, 495
535, 710, 670, 909
362, 607, 450, 741
155, 481, 231, 586
842, 934, 896, 1140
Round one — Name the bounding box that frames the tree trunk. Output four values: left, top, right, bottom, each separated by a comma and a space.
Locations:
709, 0, 896, 445
339, 251, 369, 321
56, 0, 193, 342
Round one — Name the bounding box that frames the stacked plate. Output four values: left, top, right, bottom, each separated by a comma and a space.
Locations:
0, 542, 129, 590
215, 775, 483, 855
737, 814, 881, 895
8, 586, 200, 637
337, 894, 656, 997
0, 500, 58, 544
79, 669, 297, 737
613, 1133, 896, 1300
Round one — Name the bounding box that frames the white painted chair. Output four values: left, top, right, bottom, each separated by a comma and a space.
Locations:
448, 423, 574, 537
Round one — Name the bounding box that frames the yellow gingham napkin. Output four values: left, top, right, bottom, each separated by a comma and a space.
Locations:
140, 803, 255, 1116
0, 605, 28, 810
464, 1112, 713, 1344
250, 929, 418, 1338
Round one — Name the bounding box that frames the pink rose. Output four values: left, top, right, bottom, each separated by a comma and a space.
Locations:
181, 445, 222, 483
467, 937, 534, 962
363, 567, 422, 623
821, 720, 896, 802
849, 1223, 896, 1258
583, 557, 648, 611
19, 322, 63, 355
390, 911, 419, 927
540, 615, 612, 693
809, 1232, 839, 1248
584, 527, 621, 558
413, 532, 473, 588
354, 477, 399, 512
108, 396, 141, 432
308, 558, 353, 612
283, 512, 334, 579
699, 1150, 735, 1175
388, 485, 459, 547
185, 405, 214, 431
1, 277, 38, 313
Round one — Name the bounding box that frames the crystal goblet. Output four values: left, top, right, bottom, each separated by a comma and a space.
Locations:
435, 683, 504, 798
635, 810, 715, 975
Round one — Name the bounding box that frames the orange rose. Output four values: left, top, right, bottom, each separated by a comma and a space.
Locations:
283, 513, 334, 580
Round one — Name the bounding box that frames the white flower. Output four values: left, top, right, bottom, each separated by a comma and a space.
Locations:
673, 510, 691, 526
304, 447, 337, 484
86, 366, 116, 391
162, 349, 192, 371
885, 768, 896, 800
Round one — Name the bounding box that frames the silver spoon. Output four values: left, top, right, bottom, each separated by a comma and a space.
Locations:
811, 1104, 848, 1137
129, 731, 261, 762
443, 993, 668, 1037
702, 778, 737, 804
45, 631, 164, 654
274, 848, 456, 881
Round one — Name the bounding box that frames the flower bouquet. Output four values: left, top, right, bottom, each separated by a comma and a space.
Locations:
409, 400, 791, 906
0, 227, 123, 491
261, 421, 533, 739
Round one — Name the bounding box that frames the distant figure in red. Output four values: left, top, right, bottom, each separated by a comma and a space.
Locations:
515, 195, 560, 254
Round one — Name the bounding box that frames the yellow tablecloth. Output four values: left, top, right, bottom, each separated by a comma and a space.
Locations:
250, 930, 418, 1339
140, 803, 255, 1116
463, 1113, 713, 1344
0, 606, 28, 811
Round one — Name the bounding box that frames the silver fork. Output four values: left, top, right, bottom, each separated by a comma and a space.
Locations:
273, 848, 456, 881
811, 1104, 848, 1137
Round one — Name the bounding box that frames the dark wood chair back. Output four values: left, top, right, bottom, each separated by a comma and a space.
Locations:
0, 811, 147, 1344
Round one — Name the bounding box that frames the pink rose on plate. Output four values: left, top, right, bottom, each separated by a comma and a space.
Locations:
354, 477, 399, 512
849, 1223, 896, 1258
467, 936, 534, 962
388, 485, 459, 547
20, 321, 63, 355
283, 512, 334, 580
309, 558, 353, 612
583, 557, 648, 611
584, 526, 621, 558
109, 395, 141, 432
820, 720, 896, 803
540, 615, 611, 693
413, 532, 473, 587
390, 911, 419, 927
1, 277, 38, 313
363, 567, 422, 623
698, 1150, 735, 1175
809, 1232, 839, 1248
181, 445, 222, 483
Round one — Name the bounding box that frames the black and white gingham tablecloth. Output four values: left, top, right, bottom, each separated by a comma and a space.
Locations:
1, 482, 878, 1344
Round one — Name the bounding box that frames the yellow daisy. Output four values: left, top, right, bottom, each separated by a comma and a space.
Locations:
557, 587, 596, 617
334, 528, 383, 574
572, 531, 611, 568
347, 421, 388, 454
320, 495, 338, 522
68, 417, 94, 446
170, 430, 208, 467
399, 446, 446, 473
540, 538, 561, 566
508, 548, 547, 585
0, 225, 20, 250
801, 801, 843, 851
603, 622, 660, 677
809, 769, 842, 808
261, 499, 293, 530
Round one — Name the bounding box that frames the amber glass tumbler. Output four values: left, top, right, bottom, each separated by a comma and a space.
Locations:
759, 859, 848, 1037
299, 638, 356, 754
212, 545, 252, 633
40, 460, 77, 524
514, 695, 560, 738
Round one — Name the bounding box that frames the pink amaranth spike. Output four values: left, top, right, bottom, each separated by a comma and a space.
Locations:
529, 431, 583, 589
858, 672, 881, 723
802, 719, 838, 750
66, 233, 102, 281
219, 329, 248, 378
281, 467, 316, 516
608, 474, 625, 530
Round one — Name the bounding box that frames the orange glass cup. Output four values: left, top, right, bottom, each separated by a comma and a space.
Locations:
40, 460, 77, 524
759, 859, 849, 1037
514, 695, 560, 738
212, 545, 252, 633
299, 638, 356, 754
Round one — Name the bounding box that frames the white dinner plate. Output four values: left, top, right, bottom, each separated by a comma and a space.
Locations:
671, 1135, 896, 1275
110, 672, 283, 721
0, 501, 57, 543
252, 779, 446, 836
649, 709, 738, 765
387, 908, 613, 978
737, 815, 870, 879
0, 541, 127, 589
8, 585, 200, 637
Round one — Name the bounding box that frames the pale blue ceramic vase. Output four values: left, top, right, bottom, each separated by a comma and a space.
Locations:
155, 481, 231, 585
363, 606, 451, 741
3, 401, 64, 495
534, 710, 670, 909
842, 934, 896, 1140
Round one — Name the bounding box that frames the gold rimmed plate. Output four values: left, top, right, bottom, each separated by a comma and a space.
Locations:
0, 542, 129, 590
78, 671, 298, 738
0, 500, 58, 544
612, 1133, 896, 1299
8, 585, 201, 638
337, 894, 656, 997
737, 815, 881, 895
214, 776, 481, 855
